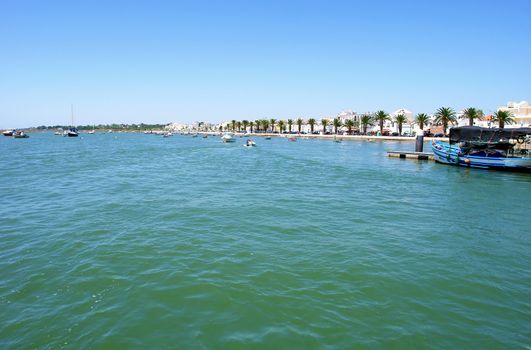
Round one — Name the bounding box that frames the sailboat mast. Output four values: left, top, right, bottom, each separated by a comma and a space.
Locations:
71, 104, 74, 127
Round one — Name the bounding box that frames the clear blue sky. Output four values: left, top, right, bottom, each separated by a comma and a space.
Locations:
1, 0, 530, 128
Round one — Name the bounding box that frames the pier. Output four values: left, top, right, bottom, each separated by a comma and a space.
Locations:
387, 151, 434, 160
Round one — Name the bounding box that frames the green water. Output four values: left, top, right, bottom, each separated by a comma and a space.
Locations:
1, 133, 530, 349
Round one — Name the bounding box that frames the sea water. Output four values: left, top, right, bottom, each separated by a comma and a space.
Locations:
1, 133, 530, 349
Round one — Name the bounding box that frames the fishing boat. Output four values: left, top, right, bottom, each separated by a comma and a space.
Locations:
13, 130, 29, 138
431, 126, 531, 172
2, 130, 13, 136
221, 133, 236, 143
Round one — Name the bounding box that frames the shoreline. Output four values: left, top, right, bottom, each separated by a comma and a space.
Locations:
196, 131, 448, 142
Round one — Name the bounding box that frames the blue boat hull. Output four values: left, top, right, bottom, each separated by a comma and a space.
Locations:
431, 140, 531, 172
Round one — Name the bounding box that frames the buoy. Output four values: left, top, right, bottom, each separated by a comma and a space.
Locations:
464, 158, 471, 165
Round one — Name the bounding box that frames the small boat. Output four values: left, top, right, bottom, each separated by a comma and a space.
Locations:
221, 133, 236, 143
203, 135, 208, 138
243, 139, 256, 147
13, 131, 29, 138
288, 137, 297, 142
192, 134, 198, 138
108, 129, 113, 133
265, 136, 271, 140
54, 128, 63, 135
162, 132, 173, 138
67, 127, 79, 137
2, 130, 13, 136
431, 126, 531, 172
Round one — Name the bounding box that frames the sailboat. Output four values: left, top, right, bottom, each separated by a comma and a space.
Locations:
67, 105, 79, 137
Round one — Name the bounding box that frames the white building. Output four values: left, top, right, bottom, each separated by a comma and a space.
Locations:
498, 101, 531, 128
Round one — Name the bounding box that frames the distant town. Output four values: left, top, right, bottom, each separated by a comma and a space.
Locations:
16, 100, 531, 136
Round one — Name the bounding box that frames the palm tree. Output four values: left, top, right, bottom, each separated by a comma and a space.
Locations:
360, 114, 372, 134
296, 118, 303, 133
308, 118, 316, 134
255, 120, 261, 132
218, 124, 223, 132
433, 107, 457, 135
321, 119, 329, 134
415, 113, 430, 131
374, 110, 390, 135
462, 107, 483, 126
262, 119, 269, 133
236, 121, 242, 132
287, 119, 293, 133
394, 114, 408, 136
242, 120, 249, 132
231, 120, 236, 132
344, 119, 355, 135
278, 120, 285, 133
492, 110, 515, 129
270, 118, 276, 133
333, 118, 342, 134
249, 121, 254, 133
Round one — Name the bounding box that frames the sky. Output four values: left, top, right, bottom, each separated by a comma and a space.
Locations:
1, 0, 530, 128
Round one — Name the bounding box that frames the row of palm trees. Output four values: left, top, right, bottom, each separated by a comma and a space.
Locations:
220, 108, 516, 135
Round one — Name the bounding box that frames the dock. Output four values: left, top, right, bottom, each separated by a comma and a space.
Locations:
387, 151, 434, 160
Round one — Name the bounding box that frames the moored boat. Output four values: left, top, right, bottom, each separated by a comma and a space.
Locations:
13, 130, 29, 138
243, 139, 256, 147
2, 130, 14, 136
431, 126, 531, 172
67, 127, 79, 137
221, 133, 236, 143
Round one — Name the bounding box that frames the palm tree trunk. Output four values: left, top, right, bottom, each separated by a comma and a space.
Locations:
500, 120, 504, 129
379, 121, 383, 135
469, 117, 473, 126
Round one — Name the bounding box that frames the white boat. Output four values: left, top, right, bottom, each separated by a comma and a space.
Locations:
2, 130, 13, 136
221, 133, 236, 143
